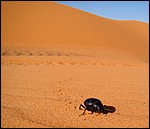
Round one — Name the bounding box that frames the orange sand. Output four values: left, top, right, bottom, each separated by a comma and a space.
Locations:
1, 1, 149, 128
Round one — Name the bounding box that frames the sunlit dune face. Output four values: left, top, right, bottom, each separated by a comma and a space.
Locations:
1, 2, 149, 128
1, 1, 148, 62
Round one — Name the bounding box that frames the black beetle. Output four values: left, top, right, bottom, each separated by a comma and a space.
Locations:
79, 98, 115, 115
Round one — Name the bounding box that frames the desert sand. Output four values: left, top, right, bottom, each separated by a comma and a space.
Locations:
1, 1, 149, 128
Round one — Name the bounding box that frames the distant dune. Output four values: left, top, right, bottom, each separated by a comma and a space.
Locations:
1, 1, 149, 128
1, 1, 149, 62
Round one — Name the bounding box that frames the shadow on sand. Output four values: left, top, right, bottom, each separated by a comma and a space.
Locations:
105, 105, 116, 114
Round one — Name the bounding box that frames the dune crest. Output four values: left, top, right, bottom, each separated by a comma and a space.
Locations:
1, 1, 149, 128
1, 1, 149, 62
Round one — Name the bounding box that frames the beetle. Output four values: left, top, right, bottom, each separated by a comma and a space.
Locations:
79, 98, 113, 115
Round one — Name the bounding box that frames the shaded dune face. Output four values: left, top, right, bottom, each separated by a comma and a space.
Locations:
1, 1, 149, 62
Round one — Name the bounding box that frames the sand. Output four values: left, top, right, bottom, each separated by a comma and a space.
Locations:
1, 1, 149, 128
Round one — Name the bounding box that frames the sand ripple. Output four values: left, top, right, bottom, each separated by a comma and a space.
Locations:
1, 48, 89, 57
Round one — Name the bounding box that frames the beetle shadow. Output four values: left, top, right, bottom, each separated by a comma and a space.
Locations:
79, 105, 116, 117
105, 105, 116, 114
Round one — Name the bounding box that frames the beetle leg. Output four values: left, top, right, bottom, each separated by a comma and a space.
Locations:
91, 108, 94, 114
79, 104, 85, 110
79, 108, 87, 117
82, 108, 86, 115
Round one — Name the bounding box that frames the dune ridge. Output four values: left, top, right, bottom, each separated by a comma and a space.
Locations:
1, 1, 149, 128
1, 1, 149, 62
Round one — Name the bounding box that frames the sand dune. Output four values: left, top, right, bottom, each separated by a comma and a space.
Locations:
1, 1, 148, 62
1, 1, 149, 128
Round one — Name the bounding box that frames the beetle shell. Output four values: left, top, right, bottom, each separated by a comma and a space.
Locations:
84, 98, 103, 111
79, 97, 116, 116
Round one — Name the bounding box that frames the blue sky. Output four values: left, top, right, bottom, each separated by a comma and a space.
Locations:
57, 1, 149, 23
